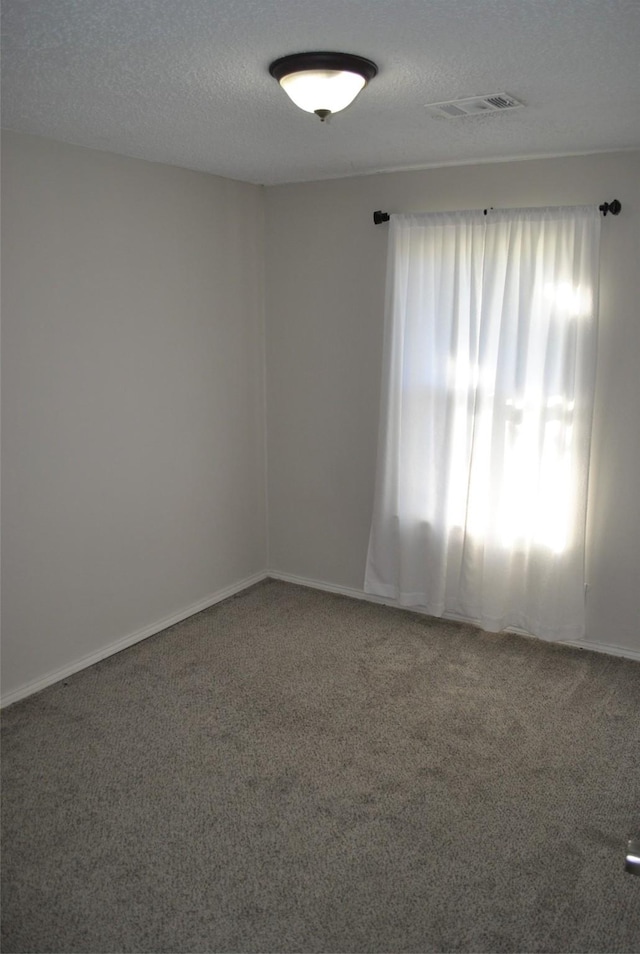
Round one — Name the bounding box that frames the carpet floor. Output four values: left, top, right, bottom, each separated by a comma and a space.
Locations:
2, 579, 639, 953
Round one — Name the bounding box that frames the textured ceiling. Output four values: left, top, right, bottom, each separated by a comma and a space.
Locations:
2, 0, 640, 185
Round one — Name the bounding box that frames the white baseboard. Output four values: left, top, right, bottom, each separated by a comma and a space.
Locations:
1, 571, 268, 708
4, 566, 638, 708
267, 569, 388, 604
267, 570, 640, 663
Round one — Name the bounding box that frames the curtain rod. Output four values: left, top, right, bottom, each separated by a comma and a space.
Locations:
373, 200, 622, 225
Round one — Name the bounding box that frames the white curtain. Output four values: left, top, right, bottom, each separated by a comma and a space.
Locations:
365, 206, 601, 641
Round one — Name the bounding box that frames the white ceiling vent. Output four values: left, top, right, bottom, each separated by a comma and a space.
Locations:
425, 93, 524, 119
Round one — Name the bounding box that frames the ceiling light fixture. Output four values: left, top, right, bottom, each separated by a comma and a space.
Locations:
269, 51, 378, 122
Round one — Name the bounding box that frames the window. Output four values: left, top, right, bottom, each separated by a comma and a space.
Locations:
365, 206, 601, 641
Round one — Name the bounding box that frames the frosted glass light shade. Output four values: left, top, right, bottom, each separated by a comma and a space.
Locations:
269, 52, 378, 120
279, 69, 366, 115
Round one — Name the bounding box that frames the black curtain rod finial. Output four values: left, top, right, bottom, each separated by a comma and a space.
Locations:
373, 210, 390, 225
599, 199, 622, 216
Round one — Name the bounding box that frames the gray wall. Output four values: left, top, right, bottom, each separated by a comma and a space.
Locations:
1, 132, 267, 697
265, 152, 640, 656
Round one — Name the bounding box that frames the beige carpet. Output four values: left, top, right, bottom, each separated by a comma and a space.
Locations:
2, 579, 639, 952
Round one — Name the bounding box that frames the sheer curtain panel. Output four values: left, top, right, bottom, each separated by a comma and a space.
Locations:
365, 206, 601, 641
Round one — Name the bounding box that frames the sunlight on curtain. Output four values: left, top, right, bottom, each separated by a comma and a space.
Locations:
364, 206, 601, 641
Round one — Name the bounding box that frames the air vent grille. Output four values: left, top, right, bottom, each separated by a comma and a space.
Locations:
424, 93, 524, 119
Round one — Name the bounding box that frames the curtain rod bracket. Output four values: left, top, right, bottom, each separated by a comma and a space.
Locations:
599, 199, 622, 216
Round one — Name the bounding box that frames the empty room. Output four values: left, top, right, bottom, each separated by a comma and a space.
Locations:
1, 2, 639, 952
